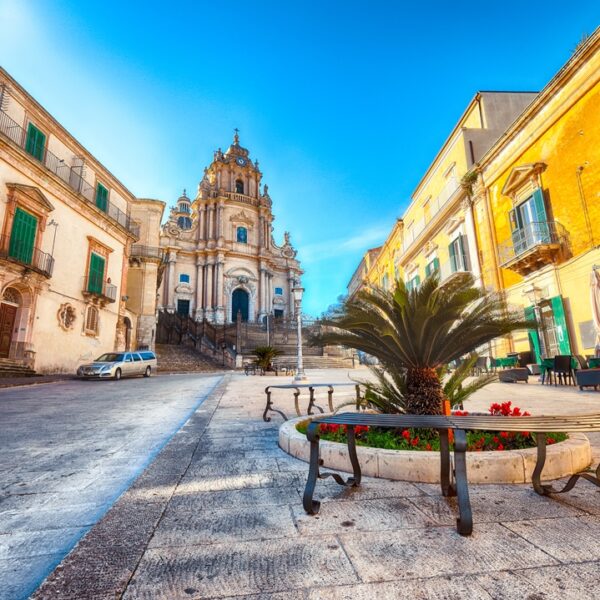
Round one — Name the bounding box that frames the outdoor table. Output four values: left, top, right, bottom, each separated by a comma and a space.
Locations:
495, 357, 518, 368
540, 357, 578, 385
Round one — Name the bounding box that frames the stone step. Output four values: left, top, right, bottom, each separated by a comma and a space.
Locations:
154, 344, 223, 373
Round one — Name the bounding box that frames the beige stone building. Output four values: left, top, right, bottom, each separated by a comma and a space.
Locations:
0, 68, 163, 372
158, 132, 302, 323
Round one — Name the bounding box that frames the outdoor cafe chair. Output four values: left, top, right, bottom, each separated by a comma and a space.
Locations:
552, 355, 575, 386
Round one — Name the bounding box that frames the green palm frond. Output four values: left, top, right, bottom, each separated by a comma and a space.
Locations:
312, 273, 529, 370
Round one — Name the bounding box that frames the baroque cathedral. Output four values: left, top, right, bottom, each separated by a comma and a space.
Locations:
158, 132, 303, 324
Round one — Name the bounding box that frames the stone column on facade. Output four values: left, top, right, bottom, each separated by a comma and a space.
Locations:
196, 205, 204, 243
258, 215, 265, 248
214, 254, 225, 324
166, 250, 177, 311
206, 205, 213, 241
205, 259, 214, 322
266, 271, 272, 317
217, 200, 225, 245
195, 257, 204, 321
257, 266, 265, 321
462, 198, 482, 281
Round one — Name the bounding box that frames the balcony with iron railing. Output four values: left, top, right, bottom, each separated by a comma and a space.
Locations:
498, 221, 567, 276
0, 109, 138, 236
0, 235, 54, 278
130, 244, 164, 261
82, 275, 117, 304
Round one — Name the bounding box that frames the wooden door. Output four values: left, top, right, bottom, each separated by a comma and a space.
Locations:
0, 303, 17, 358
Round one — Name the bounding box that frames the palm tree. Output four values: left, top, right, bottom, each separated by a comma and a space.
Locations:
313, 273, 528, 415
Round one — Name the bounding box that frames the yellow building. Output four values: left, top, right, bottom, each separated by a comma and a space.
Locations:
473, 29, 600, 361
347, 245, 381, 299
360, 92, 536, 301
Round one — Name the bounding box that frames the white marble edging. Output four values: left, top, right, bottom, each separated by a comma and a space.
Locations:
278, 414, 592, 484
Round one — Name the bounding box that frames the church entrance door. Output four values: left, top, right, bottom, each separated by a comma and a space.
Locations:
231, 289, 249, 322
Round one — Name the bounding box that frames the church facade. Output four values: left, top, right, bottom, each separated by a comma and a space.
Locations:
158, 133, 302, 324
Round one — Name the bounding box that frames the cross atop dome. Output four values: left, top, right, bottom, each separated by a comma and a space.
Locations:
233, 128, 240, 145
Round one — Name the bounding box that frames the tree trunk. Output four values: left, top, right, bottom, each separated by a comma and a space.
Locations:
405, 367, 444, 415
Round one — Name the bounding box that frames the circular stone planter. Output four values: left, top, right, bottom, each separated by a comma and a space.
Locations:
279, 414, 592, 484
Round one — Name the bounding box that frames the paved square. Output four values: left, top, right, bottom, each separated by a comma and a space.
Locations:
10, 368, 600, 599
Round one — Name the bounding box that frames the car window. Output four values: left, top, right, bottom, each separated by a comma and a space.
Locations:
132, 353, 142, 362
124, 354, 133, 363
140, 352, 156, 360
96, 353, 124, 362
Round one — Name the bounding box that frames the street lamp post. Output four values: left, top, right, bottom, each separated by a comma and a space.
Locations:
292, 283, 307, 382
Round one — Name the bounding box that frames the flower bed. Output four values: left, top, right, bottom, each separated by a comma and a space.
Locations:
295, 402, 567, 452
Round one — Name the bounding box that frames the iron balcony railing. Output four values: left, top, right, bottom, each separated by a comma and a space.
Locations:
130, 244, 164, 260
0, 109, 137, 236
82, 275, 117, 302
0, 235, 54, 278
498, 221, 567, 266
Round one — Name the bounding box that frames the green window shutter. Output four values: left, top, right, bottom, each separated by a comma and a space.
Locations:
95, 183, 108, 212
88, 253, 106, 294
532, 188, 548, 222
532, 188, 550, 243
458, 235, 470, 270
549, 295, 571, 355
425, 262, 432, 278
25, 123, 46, 161
524, 306, 541, 363
414, 275, 421, 289
448, 241, 457, 273
9, 208, 38, 264
433, 257, 440, 273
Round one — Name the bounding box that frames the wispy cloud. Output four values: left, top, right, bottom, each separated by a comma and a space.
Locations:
299, 222, 391, 264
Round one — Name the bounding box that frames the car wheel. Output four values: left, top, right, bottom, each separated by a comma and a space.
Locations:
114, 368, 122, 381
144, 366, 151, 378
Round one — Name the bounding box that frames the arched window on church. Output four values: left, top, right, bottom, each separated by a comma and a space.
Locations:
237, 226, 248, 244
178, 216, 192, 230
235, 179, 244, 194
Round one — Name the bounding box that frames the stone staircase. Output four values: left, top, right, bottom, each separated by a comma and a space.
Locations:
0, 358, 37, 378
155, 344, 224, 373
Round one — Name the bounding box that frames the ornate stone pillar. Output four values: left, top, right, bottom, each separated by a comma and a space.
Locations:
258, 215, 265, 248
195, 257, 204, 320
206, 205, 213, 240
166, 250, 177, 311
463, 198, 481, 281
197, 205, 204, 243
205, 259, 214, 321
215, 254, 225, 324
217, 200, 225, 244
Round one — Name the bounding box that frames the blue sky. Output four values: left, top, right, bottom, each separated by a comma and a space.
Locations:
0, 1, 598, 315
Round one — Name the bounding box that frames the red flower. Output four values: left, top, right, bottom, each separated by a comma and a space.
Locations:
402, 429, 411, 440
547, 437, 556, 445
522, 431, 530, 437
523, 411, 531, 417
425, 443, 432, 451
500, 431, 509, 439
493, 436, 499, 443
497, 443, 504, 451
411, 437, 419, 447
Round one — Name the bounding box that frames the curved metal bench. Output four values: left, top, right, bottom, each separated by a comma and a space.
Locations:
302, 412, 600, 536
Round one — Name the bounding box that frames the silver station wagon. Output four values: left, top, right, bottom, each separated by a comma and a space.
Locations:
77, 351, 157, 380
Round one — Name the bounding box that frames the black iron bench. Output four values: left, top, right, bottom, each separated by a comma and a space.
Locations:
303, 412, 600, 536
263, 383, 363, 422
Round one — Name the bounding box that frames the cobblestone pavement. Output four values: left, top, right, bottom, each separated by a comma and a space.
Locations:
24, 369, 600, 599
0, 374, 223, 600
